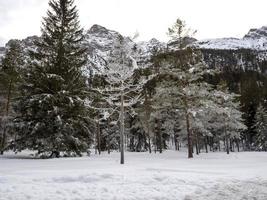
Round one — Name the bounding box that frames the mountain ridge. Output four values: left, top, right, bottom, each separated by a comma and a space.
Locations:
1, 24, 267, 74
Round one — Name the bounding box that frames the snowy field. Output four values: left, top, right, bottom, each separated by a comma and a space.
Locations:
0, 151, 267, 200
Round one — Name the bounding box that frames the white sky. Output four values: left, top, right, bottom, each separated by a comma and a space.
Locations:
0, 0, 267, 46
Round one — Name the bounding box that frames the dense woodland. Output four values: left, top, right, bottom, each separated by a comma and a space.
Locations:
0, 0, 266, 164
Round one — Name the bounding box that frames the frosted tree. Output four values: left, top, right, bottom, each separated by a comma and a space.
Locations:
93, 36, 149, 164
254, 104, 267, 151
200, 82, 246, 154
153, 48, 218, 158
149, 79, 181, 153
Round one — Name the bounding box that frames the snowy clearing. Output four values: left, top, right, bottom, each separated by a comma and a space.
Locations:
0, 151, 267, 200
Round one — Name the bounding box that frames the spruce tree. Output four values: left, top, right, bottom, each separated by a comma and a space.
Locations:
0, 40, 24, 154
14, 0, 92, 157
255, 104, 267, 151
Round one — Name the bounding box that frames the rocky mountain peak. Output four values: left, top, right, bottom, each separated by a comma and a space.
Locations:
244, 26, 267, 40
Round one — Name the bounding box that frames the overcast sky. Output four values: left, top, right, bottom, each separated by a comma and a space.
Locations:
0, 0, 267, 46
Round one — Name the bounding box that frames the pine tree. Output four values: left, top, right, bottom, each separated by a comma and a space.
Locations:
13, 0, 92, 157
0, 40, 24, 154
167, 18, 196, 49
255, 104, 267, 151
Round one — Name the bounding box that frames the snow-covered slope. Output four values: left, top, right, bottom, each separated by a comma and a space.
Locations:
194, 26, 267, 50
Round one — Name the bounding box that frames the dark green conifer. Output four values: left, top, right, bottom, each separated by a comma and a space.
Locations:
0, 40, 24, 154
14, 0, 92, 157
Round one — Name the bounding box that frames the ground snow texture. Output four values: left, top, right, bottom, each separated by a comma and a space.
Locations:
0, 151, 267, 200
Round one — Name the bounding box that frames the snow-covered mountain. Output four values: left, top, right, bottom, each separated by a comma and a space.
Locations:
194, 26, 267, 50
1, 25, 267, 74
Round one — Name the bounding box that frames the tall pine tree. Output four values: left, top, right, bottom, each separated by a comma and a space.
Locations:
0, 40, 24, 154
13, 0, 92, 157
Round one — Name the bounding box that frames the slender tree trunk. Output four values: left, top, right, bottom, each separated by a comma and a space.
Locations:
236, 139, 240, 152
154, 130, 157, 153
95, 132, 97, 155
146, 114, 151, 154
204, 137, 208, 153
184, 98, 193, 158
175, 135, 180, 151
148, 136, 152, 154
211, 137, 214, 152
157, 119, 163, 154
186, 113, 193, 158
195, 132, 199, 155
209, 137, 212, 151
224, 123, 229, 154
242, 140, 245, 151
97, 121, 101, 155
1, 80, 12, 155
107, 137, 111, 154
120, 93, 125, 164
232, 139, 235, 152
226, 137, 230, 154
107, 119, 111, 154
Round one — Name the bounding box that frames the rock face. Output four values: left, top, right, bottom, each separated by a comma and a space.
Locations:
84, 24, 166, 74
188, 26, 267, 75
244, 26, 267, 40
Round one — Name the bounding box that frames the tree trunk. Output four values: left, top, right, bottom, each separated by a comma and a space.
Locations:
120, 93, 125, 164
209, 137, 213, 151
236, 139, 240, 152
157, 119, 163, 154
97, 121, 101, 155
144, 91, 152, 154
226, 137, 230, 154
186, 116, 193, 157
241, 140, 245, 151
184, 100, 193, 158
230, 139, 233, 152
224, 124, 229, 155
175, 135, 180, 151
107, 137, 111, 154
195, 132, 199, 155
204, 137, 208, 153
94, 122, 98, 155
1, 80, 12, 155
231, 139, 235, 152
146, 114, 151, 154
154, 134, 157, 153
148, 136, 152, 154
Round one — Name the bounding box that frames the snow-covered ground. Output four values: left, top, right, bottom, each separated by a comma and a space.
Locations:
0, 150, 267, 200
